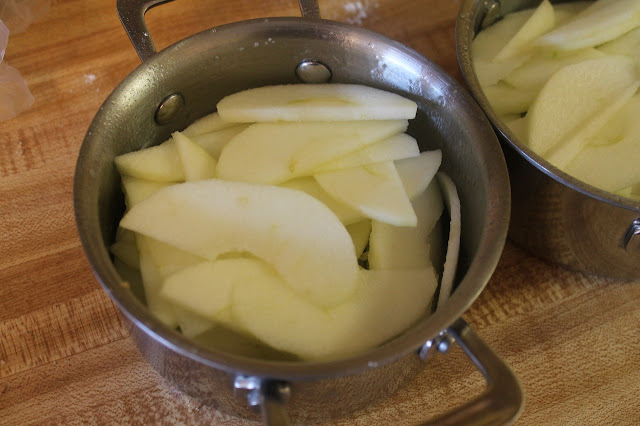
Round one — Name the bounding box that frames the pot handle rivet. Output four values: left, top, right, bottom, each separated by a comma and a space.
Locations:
416, 319, 524, 425
623, 219, 640, 254
296, 61, 332, 84
234, 376, 292, 426
155, 92, 184, 125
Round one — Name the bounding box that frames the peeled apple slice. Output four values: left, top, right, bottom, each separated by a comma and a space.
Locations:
278, 177, 365, 225
436, 172, 461, 309
503, 48, 606, 93
471, 8, 535, 86
121, 176, 171, 209
173, 131, 217, 181
232, 261, 437, 360
314, 161, 417, 227
119, 179, 359, 308
394, 150, 442, 200
160, 260, 236, 321
312, 133, 420, 173
566, 94, 640, 192
190, 125, 249, 160
216, 84, 417, 122
481, 82, 536, 116
216, 120, 408, 184
526, 55, 637, 156
545, 81, 639, 168
536, 0, 640, 51
598, 26, 640, 65
181, 112, 244, 138
493, 0, 555, 62
109, 227, 139, 270
368, 179, 444, 270
114, 139, 184, 182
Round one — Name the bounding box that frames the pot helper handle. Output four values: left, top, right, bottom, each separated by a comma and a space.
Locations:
117, 0, 320, 62
418, 318, 524, 425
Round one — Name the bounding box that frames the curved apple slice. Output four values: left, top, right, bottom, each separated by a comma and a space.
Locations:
173, 131, 217, 181
120, 179, 358, 308
436, 172, 461, 309
312, 133, 420, 173
527, 55, 637, 156
394, 150, 442, 200
537, 0, 640, 51
314, 161, 417, 227
368, 178, 444, 270
232, 260, 437, 360
216, 120, 408, 184
216, 84, 417, 122
114, 139, 184, 182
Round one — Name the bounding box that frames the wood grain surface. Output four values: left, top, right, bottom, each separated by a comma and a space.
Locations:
1, 0, 639, 424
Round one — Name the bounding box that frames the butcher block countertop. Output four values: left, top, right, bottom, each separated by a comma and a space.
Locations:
1, 0, 639, 424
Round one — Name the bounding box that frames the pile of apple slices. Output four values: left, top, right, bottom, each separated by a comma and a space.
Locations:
110, 84, 459, 361
472, 0, 640, 200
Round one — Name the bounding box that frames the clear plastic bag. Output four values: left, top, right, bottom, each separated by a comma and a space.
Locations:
0, 0, 50, 34
0, 19, 34, 121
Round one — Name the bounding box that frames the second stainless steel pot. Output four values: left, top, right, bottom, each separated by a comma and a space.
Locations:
456, 0, 640, 281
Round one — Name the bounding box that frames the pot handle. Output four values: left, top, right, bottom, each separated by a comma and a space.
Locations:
116, 0, 321, 63
418, 318, 524, 425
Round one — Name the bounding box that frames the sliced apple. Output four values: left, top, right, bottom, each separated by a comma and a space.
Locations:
232, 261, 437, 360
503, 48, 606, 93
471, 8, 535, 86
598, 26, 640, 65
115, 139, 184, 182
136, 237, 177, 327
109, 227, 139, 270
368, 179, 444, 270
566, 94, 640, 192
278, 176, 365, 225
537, 0, 640, 51
526, 55, 637, 156
173, 131, 217, 181
436, 172, 461, 309
160, 260, 235, 321
394, 150, 442, 200
216, 120, 408, 184
314, 161, 417, 227
182, 112, 245, 138
481, 81, 537, 116
494, 0, 555, 62
216, 84, 417, 122
120, 179, 358, 308
545, 81, 639, 168
312, 133, 420, 173
121, 176, 172, 208
190, 125, 249, 160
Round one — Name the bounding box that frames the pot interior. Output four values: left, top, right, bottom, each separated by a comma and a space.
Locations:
75, 17, 510, 378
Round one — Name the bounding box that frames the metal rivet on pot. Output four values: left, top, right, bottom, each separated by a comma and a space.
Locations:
623, 219, 640, 254
295, 60, 332, 83
417, 332, 456, 362
155, 92, 184, 125
481, 2, 502, 29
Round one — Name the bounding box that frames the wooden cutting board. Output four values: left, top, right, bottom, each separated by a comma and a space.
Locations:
1, 0, 639, 424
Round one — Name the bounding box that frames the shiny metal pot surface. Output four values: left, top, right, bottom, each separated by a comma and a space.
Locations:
74, 0, 522, 423
456, 0, 640, 281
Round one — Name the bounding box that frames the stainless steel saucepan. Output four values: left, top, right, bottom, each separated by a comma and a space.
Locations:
456, 0, 640, 281
74, 0, 522, 423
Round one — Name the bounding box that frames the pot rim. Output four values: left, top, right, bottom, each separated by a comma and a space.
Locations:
455, 0, 640, 214
74, 16, 511, 381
